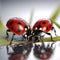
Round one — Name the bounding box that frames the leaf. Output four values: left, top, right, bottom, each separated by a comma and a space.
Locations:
50, 5, 60, 28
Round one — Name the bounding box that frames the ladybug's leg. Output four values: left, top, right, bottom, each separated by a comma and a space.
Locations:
52, 27, 57, 36
45, 33, 54, 42
6, 29, 10, 38
39, 35, 45, 46
6, 45, 9, 54
10, 34, 15, 45
6, 45, 12, 55
40, 36, 44, 43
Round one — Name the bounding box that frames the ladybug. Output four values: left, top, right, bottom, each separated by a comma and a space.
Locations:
6, 43, 32, 60
6, 18, 56, 45
33, 43, 55, 60
32, 19, 57, 42
6, 17, 31, 45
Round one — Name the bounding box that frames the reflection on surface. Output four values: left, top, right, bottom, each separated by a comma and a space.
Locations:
0, 42, 60, 60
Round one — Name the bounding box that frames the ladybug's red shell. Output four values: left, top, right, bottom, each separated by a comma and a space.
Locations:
6, 17, 30, 35
33, 19, 53, 33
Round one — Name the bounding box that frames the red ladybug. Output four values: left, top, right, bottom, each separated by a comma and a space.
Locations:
33, 19, 56, 42
6, 17, 31, 45
33, 19, 53, 32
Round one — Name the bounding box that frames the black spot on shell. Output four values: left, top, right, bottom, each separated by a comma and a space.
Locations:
18, 22, 21, 25
42, 22, 46, 24
17, 29, 21, 32
46, 27, 48, 30
9, 21, 13, 25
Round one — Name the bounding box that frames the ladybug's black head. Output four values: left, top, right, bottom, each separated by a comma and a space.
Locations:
23, 25, 32, 39
23, 26, 42, 43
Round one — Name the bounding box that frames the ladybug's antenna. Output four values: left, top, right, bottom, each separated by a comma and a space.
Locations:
29, 8, 34, 26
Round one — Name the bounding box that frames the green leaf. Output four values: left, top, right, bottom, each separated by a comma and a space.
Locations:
0, 17, 6, 30
50, 5, 60, 28
50, 5, 60, 20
